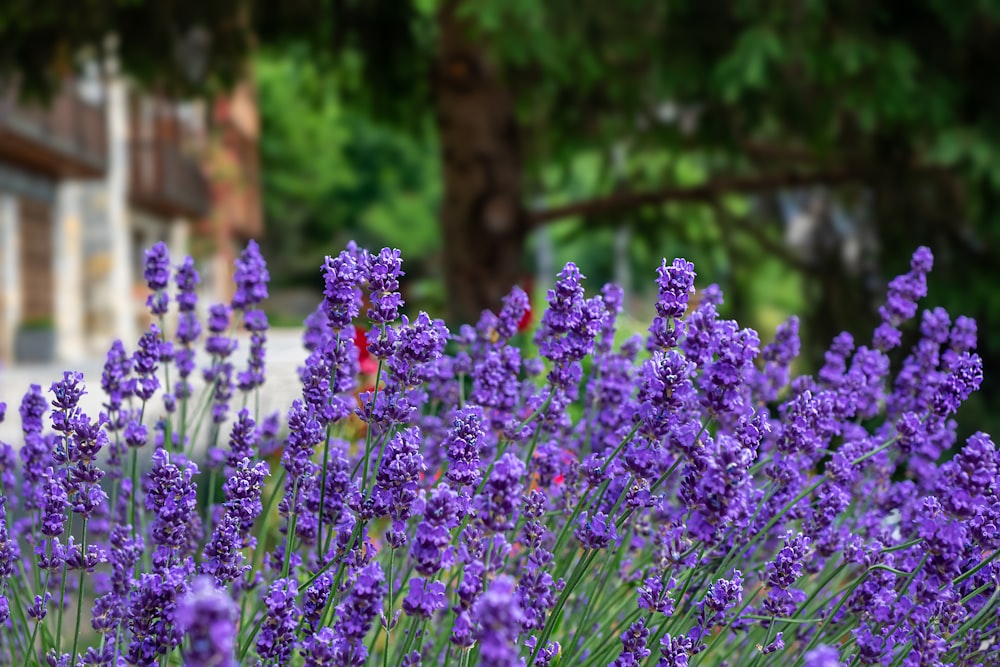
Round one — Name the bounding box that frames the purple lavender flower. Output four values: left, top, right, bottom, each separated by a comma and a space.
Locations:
761, 632, 784, 654
611, 618, 651, 666
302, 573, 334, 636
473, 575, 524, 667
697, 321, 759, 417
124, 420, 148, 450
175, 576, 238, 667
101, 339, 134, 421
40, 468, 67, 537
819, 332, 854, 387
496, 285, 530, 342
201, 513, 249, 586
372, 427, 426, 531
277, 401, 323, 553
638, 575, 677, 616
64, 412, 109, 520
144, 241, 171, 290
231, 239, 270, 310
874, 246, 933, 351
300, 331, 359, 426
445, 406, 486, 488
853, 625, 889, 665
172, 257, 202, 406
145, 449, 201, 561
385, 312, 449, 388
281, 400, 324, 481
937, 431, 996, 518
238, 315, 269, 392
301, 627, 337, 667
762, 532, 810, 618
222, 457, 270, 536
701, 570, 744, 625
0, 494, 14, 624
450, 610, 475, 648
20, 383, 47, 434
126, 559, 193, 664
255, 577, 299, 665
531, 263, 606, 432
144, 241, 171, 315
471, 347, 522, 431
803, 645, 841, 667
28, 593, 51, 621
402, 577, 447, 618
16, 387, 53, 547
944, 315, 978, 376
932, 351, 983, 417
330, 561, 384, 665
636, 350, 696, 441
366, 247, 405, 325
656, 633, 693, 667
411, 483, 462, 575
306, 442, 353, 531
49, 370, 85, 437
303, 304, 329, 352
0, 446, 18, 507
204, 304, 237, 422
175, 255, 200, 312
91, 525, 142, 642
473, 452, 525, 532
648, 258, 696, 351
516, 492, 562, 632
574, 511, 619, 550
133, 324, 164, 402
534, 263, 604, 366
322, 249, 364, 330
224, 409, 257, 473
207, 304, 234, 340
752, 316, 800, 403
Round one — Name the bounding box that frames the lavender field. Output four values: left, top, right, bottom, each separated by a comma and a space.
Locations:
0, 241, 996, 666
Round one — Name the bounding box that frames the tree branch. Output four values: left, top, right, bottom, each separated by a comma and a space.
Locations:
529, 164, 942, 226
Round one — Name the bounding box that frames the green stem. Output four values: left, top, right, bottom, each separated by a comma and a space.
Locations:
360, 356, 386, 493
5, 576, 35, 662
55, 513, 74, 655
317, 333, 342, 553
205, 468, 218, 529
952, 548, 1000, 587
69, 518, 89, 661
245, 465, 286, 625
317, 426, 332, 555
383, 548, 396, 667
129, 400, 147, 531
188, 370, 220, 454
530, 549, 600, 664
282, 478, 301, 579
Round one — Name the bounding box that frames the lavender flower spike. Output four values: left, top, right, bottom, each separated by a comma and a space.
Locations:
176, 576, 239, 667
144, 241, 171, 315
231, 239, 270, 310
474, 575, 524, 667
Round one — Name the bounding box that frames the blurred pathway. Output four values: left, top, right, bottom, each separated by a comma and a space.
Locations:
0, 328, 308, 448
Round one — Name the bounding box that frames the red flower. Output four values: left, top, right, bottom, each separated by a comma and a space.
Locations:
354, 326, 379, 376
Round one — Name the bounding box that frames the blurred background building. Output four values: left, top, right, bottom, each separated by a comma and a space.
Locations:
0, 69, 261, 365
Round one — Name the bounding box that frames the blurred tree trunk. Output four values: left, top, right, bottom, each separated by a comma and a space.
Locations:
433, 2, 529, 325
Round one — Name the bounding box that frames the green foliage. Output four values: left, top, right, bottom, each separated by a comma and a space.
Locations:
8, 0, 1000, 432
256, 51, 441, 289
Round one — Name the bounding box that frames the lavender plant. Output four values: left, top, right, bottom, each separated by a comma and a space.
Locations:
0, 242, 997, 667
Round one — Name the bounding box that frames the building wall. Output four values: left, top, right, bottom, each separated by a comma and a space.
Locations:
0, 75, 260, 365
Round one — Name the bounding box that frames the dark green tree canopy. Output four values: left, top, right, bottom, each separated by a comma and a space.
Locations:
6, 0, 1000, 382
